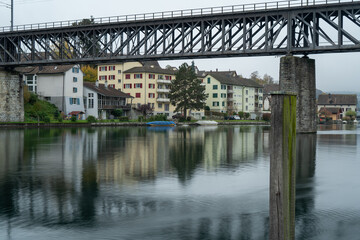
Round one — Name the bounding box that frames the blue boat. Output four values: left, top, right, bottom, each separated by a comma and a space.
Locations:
146, 121, 176, 127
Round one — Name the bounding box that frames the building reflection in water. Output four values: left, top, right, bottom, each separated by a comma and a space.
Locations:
0, 126, 271, 239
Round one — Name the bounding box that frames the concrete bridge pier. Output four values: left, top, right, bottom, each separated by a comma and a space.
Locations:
0, 69, 24, 122
279, 55, 317, 133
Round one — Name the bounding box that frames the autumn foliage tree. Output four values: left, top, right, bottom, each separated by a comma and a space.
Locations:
81, 65, 98, 82
169, 63, 207, 119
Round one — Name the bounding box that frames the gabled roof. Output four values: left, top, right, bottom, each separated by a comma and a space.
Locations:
15, 65, 76, 75
318, 94, 357, 105
263, 84, 280, 95
319, 107, 342, 114
84, 82, 133, 98
206, 72, 263, 88
124, 65, 176, 75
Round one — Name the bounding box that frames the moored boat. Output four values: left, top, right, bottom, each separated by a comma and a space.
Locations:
146, 121, 176, 127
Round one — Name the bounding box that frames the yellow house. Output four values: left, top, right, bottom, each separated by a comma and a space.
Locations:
98, 61, 177, 117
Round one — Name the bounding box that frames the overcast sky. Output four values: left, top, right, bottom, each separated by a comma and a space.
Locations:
0, 0, 359, 92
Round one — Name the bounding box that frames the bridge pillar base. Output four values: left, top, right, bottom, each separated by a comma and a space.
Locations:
0, 69, 24, 122
279, 56, 317, 133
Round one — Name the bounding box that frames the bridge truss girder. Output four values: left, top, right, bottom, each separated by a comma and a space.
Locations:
0, 2, 359, 66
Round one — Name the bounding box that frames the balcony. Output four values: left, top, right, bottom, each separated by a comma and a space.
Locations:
157, 79, 171, 84
157, 97, 170, 103
157, 88, 170, 93
227, 98, 234, 102
227, 89, 234, 93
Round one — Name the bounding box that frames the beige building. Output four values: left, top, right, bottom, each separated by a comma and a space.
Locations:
203, 71, 263, 115
97, 61, 177, 117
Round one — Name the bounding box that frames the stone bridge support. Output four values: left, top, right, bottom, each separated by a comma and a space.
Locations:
0, 69, 24, 122
279, 56, 317, 133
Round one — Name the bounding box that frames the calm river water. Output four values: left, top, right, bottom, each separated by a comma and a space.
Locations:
0, 124, 359, 240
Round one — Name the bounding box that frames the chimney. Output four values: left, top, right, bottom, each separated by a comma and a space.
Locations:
216, 68, 218, 72
105, 80, 108, 88
95, 80, 99, 87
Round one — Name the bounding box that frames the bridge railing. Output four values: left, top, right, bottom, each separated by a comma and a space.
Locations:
1, 0, 358, 33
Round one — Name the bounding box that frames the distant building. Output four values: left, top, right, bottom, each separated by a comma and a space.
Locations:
317, 94, 357, 119
16, 65, 85, 117
203, 71, 263, 115
83, 81, 133, 119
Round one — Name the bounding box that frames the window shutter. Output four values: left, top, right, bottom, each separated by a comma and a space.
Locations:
140, 83, 142, 88
105, 76, 107, 80
140, 74, 143, 78
77, 98, 80, 105
70, 98, 72, 105
105, 66, 107, 71
130, 84, 132, 89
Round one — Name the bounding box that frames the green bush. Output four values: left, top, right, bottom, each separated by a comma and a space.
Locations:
202, 116, 206, 120
186, 116, 191, 121
87, 115, 97, 123
71, 115, 77, 122
204, 106, 210, 111
43, 116, 51, 123
119, 116, 129, 122
138, 116, 144, 122
179, 116, 186, 122
154, 114, 167, 121
58, 116, 63, 123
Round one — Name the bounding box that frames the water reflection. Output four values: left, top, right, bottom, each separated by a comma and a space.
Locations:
295, 133, 318, 240
0, 126, 359, 239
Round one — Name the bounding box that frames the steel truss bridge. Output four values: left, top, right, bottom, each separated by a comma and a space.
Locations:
0, 0, 360, 67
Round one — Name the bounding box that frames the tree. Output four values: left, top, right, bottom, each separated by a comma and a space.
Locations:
263, 74, 274, 84
82, 65, 98, 82
138, 104, 153, 119
72, 18, 100, 56
345, 110, 356, 120
169, 63, 207, 119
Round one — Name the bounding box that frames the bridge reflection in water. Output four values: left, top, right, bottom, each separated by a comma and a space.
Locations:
0, 125, 359, 239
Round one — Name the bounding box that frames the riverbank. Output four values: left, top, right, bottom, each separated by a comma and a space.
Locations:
0, 120, 270, 128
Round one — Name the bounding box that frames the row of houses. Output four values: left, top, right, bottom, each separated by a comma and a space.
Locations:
17, 61, 265, 120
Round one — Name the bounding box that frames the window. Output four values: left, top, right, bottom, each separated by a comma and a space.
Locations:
158, 103, 162, 108
149, 74, 155, 79
88, 93, 94, 97
149, 84, 155, 89
72, 67, 80, 73
136, 93, 141, 98
134, 74, 142, 79
99, 66, 107, 71
124, 84, 132, 89
259, 104, 263, 108
213, 85, 218, 90
165, 104, 169, 111
246, 90, 248, 95
149, 93, 155, 98
73, 77, 77, 82
118, 70, 122, 74
222, 102, 225, 106
246, 106, 248, 111
125, 74, 131, 79
259, 89, 263, 93
109, 84, 115, 88
109, 75, 115, 80
99, 75, 107, 81
73, 87, 77, 93
213, 93, 218, 98
109, 66, 115, 71
221, 93, 226, 98
118, 79, 121, 83
221, 85, 226, 90
88, 99, 94, 109
246, 98, 248, 103
158, 75, 164, 80
212, 102, 219, 107
207, 77, 211, 84
70, 98, 80, 105
134, 83, 142, 88
165, 76, 172, 80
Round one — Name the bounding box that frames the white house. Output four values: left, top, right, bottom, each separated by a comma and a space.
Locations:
16, 65, 85, 118
83, 81, 133, 119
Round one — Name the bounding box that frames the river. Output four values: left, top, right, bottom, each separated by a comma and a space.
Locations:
0, 124, 359, 240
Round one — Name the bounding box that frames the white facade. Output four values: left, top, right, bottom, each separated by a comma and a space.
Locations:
83, 87, 99, 119
22, 65, 85, 117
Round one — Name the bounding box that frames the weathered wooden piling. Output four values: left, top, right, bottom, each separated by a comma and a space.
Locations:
269, 92, 297, 240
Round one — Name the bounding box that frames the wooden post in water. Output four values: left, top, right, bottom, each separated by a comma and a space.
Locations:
269, 92, 297, 240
